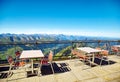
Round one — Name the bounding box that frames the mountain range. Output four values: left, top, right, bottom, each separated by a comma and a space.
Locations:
0, 33, 120, 43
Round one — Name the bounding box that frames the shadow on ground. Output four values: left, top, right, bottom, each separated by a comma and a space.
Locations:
41, 63, 71, 76
84, 58, 116, 67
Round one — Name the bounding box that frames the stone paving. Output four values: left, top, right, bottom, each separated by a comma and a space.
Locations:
0, 55, 120, 82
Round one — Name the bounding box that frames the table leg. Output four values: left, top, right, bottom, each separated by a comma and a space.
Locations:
38, 58, 43, 76
31, 59, 34, 74
92, 54, 95, 63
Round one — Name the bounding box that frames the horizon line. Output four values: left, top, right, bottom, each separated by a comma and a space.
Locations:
0, 33, 120, 39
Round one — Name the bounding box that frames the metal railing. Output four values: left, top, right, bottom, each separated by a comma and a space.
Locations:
0, 40, 120, 64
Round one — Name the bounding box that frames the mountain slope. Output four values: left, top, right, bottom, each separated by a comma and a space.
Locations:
0, 33, 119, 43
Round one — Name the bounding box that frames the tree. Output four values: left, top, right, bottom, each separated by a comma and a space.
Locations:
0, 46, 23, 60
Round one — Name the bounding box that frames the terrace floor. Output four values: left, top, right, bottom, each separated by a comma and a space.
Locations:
0, 55, 120, 82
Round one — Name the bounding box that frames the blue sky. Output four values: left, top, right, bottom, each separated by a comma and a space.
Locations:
0, 0, 120, 38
